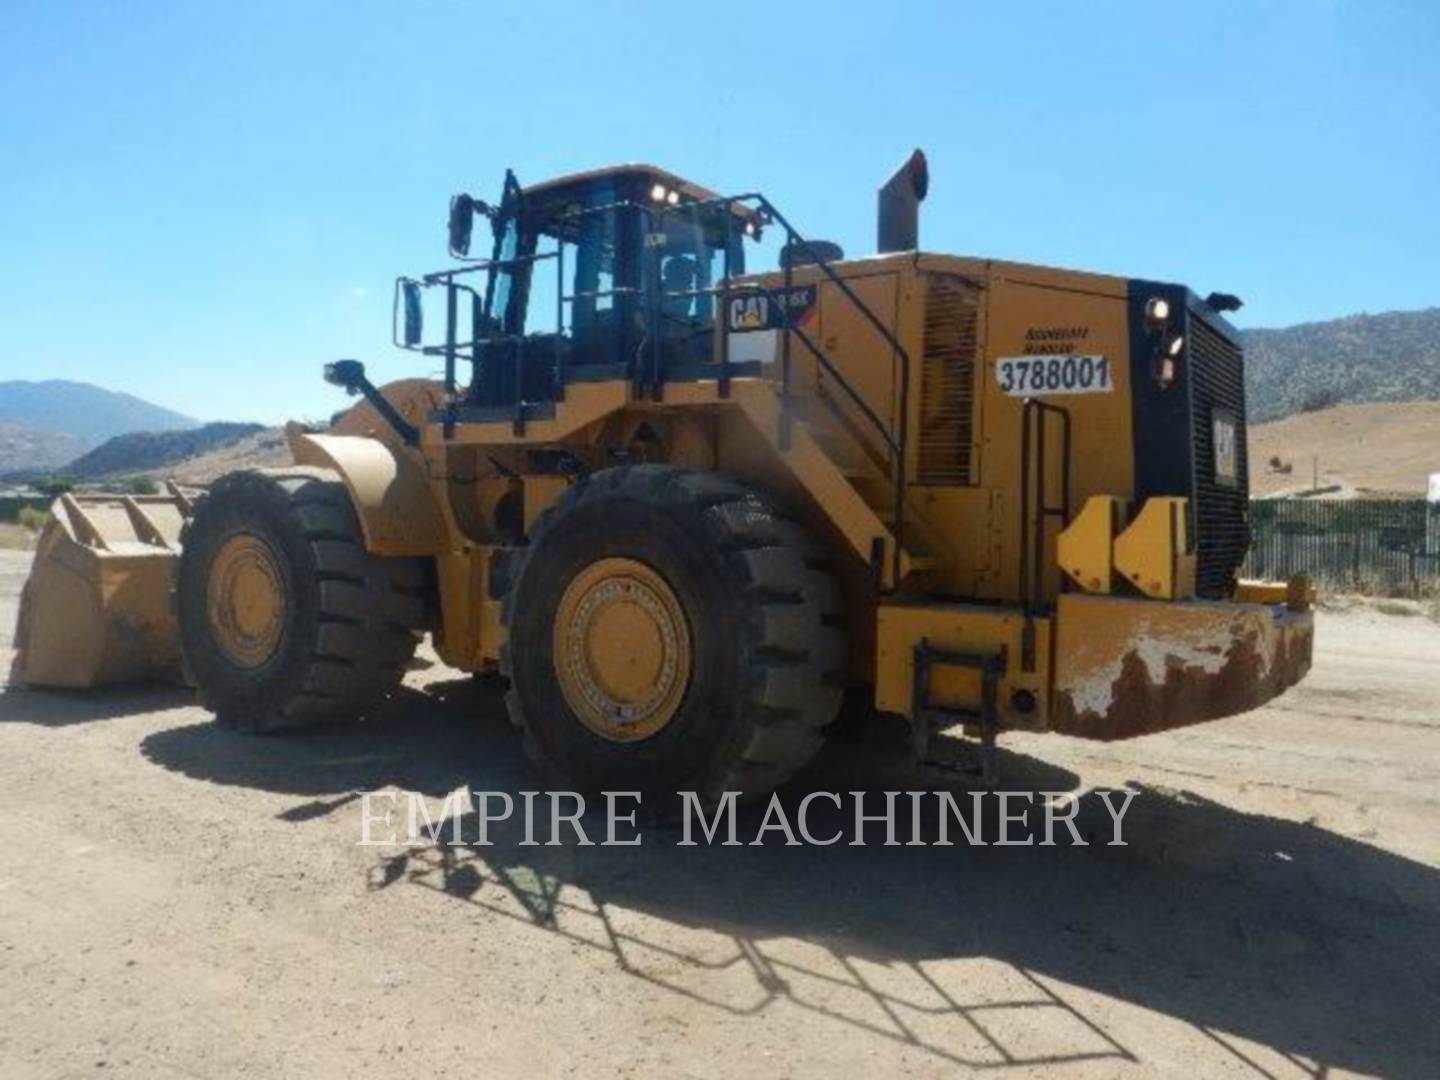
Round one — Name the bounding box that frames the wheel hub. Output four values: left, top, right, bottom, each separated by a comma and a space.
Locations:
206, 533, 287, 668
553, 557, 692, 741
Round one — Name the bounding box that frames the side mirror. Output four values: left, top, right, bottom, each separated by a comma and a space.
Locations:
400, 279, 423, 346
448, 194, 476, 256
324, 359, 366, 395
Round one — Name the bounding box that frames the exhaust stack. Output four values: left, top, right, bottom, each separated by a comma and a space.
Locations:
877, 148, 929, 254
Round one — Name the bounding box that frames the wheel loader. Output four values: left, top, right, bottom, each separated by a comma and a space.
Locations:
11, 151, 1314, 801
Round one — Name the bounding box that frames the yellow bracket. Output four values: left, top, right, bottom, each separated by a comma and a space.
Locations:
1057, 495, 1129, 594
1235, 575, 1315, 611
1113, 497, 1196, 599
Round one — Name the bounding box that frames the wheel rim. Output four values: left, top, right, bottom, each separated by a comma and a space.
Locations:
206, 533, 287, 668
553, 557, 692, 742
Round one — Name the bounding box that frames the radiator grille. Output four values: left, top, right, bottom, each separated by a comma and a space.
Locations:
918, 274, 980, 485
1188, 315, 1251, 597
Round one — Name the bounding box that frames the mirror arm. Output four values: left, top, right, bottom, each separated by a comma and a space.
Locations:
323, 360, 420, 446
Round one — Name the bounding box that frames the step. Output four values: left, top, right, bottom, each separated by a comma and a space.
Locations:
905, 553, 949, 573
801, 422, 885, 481
733, 381, 947, 588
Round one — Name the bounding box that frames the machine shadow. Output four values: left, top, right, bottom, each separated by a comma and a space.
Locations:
140, 674, 1440, 1076
0, 683, 196, 726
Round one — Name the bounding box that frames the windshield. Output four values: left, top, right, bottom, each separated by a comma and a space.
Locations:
488, 213, 520, 327
478, 172, 754, 372
484, 170, 528, 335
654, 205, 745, 326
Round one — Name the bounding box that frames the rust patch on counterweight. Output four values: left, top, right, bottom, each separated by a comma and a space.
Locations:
1051, 595, 1314, 741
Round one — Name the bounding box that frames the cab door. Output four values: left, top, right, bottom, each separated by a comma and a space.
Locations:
471, 171, 529, 408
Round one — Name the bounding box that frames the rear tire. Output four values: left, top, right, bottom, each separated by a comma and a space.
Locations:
501, 465, 847, 805
177, 467, 427, 732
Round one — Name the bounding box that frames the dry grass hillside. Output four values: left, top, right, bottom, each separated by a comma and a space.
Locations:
63, 422, 265, 479
1243, 307, 1440, 420
165, 427, 290, 483
0, 420, 81, 475
1249, 401, 1440, 497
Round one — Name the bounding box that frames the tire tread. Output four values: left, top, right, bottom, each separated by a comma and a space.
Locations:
502, 465, 845, 804
177, 467, 428, 733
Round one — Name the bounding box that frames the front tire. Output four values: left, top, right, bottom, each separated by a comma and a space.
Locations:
177, 468, 427, 732
502, 466, 847, 804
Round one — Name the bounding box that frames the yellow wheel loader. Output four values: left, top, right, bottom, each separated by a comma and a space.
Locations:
11, 152, 1313, 800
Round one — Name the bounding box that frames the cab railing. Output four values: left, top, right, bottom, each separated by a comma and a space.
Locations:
396, 191, 914, 587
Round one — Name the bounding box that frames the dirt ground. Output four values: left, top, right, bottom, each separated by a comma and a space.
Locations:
0, 548, 1436, 1078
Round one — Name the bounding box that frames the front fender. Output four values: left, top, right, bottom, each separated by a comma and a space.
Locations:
288, 430, 448, 556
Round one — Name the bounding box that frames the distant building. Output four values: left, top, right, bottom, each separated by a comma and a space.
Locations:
1430, 475, 1440, 557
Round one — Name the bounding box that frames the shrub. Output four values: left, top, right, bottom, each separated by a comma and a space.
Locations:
18, 506, 48, 531
1299, 388, 1339, 413
35, 476, 76, 497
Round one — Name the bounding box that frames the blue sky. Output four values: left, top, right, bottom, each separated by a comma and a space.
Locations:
1, 1, 1436, 423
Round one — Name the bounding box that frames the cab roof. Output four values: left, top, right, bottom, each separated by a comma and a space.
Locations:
520, 163, 724, 204
519, 164, 760, 229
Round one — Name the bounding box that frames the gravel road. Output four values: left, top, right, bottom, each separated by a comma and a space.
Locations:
1, 549, 1436, 1078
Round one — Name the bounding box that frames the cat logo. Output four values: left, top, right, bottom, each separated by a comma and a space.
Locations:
726, 286, 817, 333
729, 295, 770, 331
1213, 410, 1238, 486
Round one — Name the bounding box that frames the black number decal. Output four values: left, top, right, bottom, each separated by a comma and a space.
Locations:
998, 354, 1112, 394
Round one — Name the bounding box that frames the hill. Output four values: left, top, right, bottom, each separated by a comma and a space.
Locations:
0, 379, 198, 446
62, 422, 267, 479
0, 421, 83, 476
1248, 401, 1440, 497
1242, 308, 1440, 421
164, 427, 290, 483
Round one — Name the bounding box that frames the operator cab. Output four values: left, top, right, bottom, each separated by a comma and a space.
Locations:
398, 166, 758, 417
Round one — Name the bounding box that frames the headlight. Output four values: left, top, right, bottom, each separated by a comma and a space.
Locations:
650, 183, 668, 202
1146, 297, 1171, 323
1167, 333, 1185, 357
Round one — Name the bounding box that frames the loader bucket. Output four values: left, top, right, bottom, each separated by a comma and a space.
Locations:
9, 489, 193, 689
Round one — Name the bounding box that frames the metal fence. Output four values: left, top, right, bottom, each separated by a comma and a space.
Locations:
1244, 499, 1440, 596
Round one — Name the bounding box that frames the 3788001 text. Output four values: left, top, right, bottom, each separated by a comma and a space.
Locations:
995, 354, 1112, 396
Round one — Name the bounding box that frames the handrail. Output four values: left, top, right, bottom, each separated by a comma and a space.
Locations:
722, 281, 899, 455
682, 193, 913, 368
1018, 398, 1073, 618
400, 186, 917, 587
422, 248, 559, 285
679, 192, 913, 587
